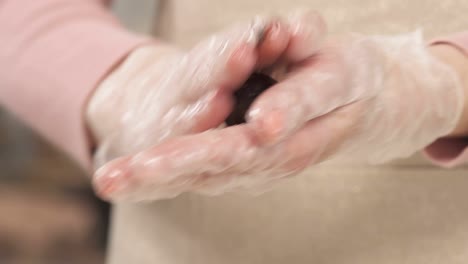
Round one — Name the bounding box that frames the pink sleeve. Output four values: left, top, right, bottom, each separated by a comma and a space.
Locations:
424, 31, 468, 167
0, 0, 151, 170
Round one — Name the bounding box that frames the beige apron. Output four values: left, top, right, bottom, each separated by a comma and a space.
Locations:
108, 1, 468, 263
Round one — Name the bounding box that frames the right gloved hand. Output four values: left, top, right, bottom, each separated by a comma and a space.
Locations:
86, 11, 326, 201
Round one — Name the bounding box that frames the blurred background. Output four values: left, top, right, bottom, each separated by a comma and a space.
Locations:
0, 110, 109, 264
0, 2, 157, 263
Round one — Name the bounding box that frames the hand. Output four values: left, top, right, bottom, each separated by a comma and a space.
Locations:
93, 14, 464, 202
87, 11, 326, 201
247, 32, 464, 163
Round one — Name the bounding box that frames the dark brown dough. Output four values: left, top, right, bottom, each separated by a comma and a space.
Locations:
225, 73, 277, 126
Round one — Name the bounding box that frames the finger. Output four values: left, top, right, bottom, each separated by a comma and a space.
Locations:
183, 17, 269, 100
256, 19, 290, 68
213, 102, 361, 178
93, 103, 360, 201
92, 125, 259, 200
170, 18, 270, 134
189, 90, 234, 132
283, 10, 327, 63
247, 56, 359, 144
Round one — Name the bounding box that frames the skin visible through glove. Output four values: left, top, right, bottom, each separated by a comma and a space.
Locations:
225, 73, 277, 126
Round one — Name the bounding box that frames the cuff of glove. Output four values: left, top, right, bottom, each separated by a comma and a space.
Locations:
431, 31, 468, 56
423, 31, 468, 167
423, 138, 468, 168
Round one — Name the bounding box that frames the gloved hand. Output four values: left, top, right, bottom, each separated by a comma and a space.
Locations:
92, 14, 464, 202
248, 32, 464, 163
87, 11, 326, 201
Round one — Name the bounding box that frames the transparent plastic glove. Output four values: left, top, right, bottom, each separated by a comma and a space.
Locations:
88, 11, 326, 201
248, 32, 464, 163
87, 20, 263, 165
94, 27, 464, 201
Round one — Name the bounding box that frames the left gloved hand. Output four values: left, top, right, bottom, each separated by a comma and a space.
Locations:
89, 11, 326, 201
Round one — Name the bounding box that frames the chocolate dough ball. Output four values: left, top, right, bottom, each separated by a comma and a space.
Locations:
225, 73, 277, 126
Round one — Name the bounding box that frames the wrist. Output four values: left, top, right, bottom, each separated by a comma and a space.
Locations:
85, 43, 178, 147
429, 43, 468, 137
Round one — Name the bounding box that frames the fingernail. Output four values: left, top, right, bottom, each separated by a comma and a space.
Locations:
266, 21, 282, 41
94, 159, 131, 199
256, 20, 280, 46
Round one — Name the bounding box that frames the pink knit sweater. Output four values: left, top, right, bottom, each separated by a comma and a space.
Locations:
0, 0, 467, 170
